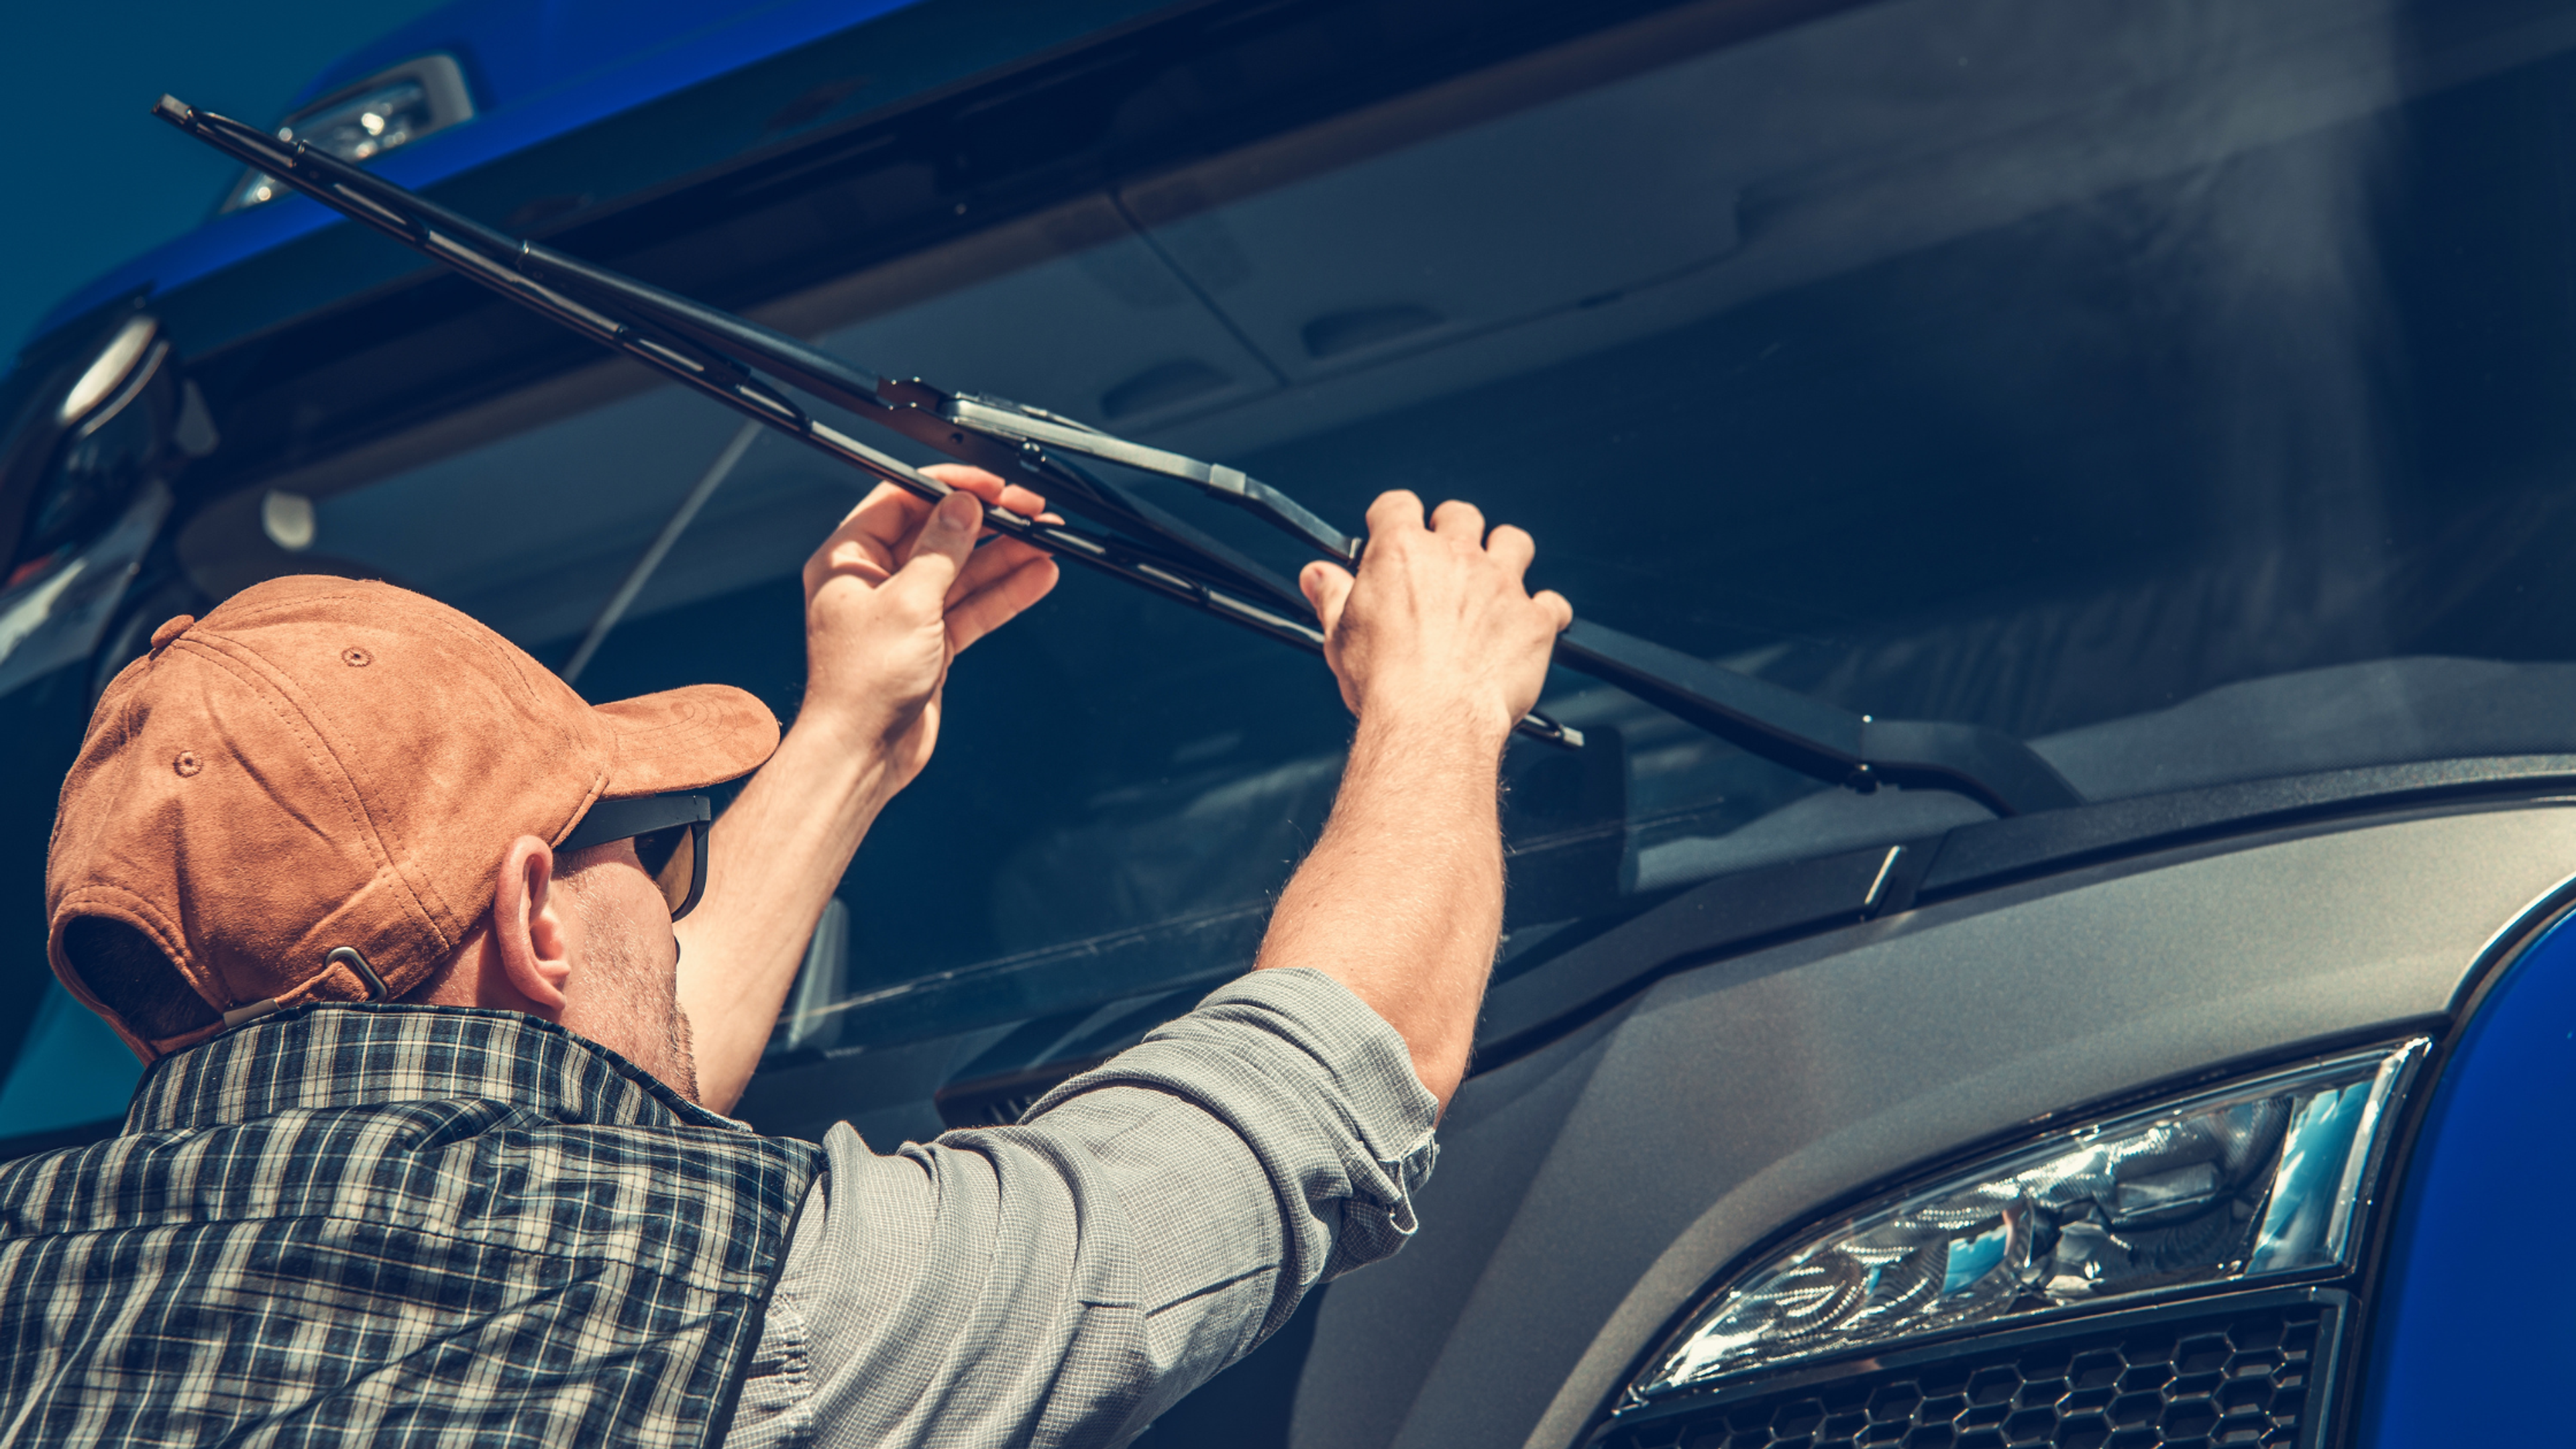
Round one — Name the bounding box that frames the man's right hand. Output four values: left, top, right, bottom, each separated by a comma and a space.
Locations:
1267, 492, 1569, 1108
1297, 491, 1573, 746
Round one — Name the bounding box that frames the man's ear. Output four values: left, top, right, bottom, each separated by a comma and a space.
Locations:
490, 834, 575, 1017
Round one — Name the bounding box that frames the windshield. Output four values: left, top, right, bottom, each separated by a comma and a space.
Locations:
201, 0, 2576, 1052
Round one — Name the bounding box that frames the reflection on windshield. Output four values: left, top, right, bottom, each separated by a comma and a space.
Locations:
287, 0, 2576, 1038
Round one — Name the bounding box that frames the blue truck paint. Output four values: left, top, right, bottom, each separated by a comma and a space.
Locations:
294, 0, 875, 117
2353, 900, 2576, 1442
28, 0, 1163, 354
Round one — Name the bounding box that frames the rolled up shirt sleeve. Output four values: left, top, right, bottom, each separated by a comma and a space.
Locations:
730, 966, 1442, 1449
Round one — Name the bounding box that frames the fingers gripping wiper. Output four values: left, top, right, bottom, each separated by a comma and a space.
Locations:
158, 97, 2084, 814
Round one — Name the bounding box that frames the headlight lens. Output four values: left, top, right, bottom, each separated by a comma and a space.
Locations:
1634, 1038, 2426, 1401
7, 315, 172, 592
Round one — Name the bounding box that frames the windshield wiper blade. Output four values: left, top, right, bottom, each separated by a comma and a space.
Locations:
154, 96, 1585, 747
154, 97, 2087, 810
158, 102, 1316, 619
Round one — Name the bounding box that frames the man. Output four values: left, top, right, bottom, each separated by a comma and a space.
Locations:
0, 464, 1570, 1447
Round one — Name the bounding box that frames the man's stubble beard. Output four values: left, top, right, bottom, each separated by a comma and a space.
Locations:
570, 875, 702, 1102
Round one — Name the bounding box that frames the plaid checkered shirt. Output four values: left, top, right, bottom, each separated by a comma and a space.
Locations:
0, 968, 1441, 1448
0, 1004, 823, 1447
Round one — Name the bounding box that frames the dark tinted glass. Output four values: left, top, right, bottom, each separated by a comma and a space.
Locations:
633, 824, 687, 881
633, 824, 697, 916
258, 0, 2576, 1044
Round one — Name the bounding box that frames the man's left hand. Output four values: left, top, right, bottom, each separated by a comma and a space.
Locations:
799, 465, 1059, 794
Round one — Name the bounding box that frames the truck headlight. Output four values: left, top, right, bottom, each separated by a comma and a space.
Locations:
1633, 1038, 2426, 1402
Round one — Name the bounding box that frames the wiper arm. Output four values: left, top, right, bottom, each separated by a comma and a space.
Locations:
157, 97, 2083, 812
1552, 623, 2078, 814
845, 372, 2081, 812
888, 409, 2081, 812
880, 382, 1362, 562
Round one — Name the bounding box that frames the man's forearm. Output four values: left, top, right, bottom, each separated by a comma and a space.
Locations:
674, 470, 1055, 1110
1253, 706, 1508, 1108
678, 714, 894, 1110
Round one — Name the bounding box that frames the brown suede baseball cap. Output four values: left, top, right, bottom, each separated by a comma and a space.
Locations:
46, 575, 780, 1063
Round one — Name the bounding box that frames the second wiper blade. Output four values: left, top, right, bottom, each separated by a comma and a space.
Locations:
154, 94, 1580, 749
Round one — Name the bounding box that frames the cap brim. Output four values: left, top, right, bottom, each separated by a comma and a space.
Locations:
592, 684, 781, 798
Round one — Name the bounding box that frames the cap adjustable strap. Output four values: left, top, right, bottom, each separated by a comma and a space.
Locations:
218, 946, 390, 1032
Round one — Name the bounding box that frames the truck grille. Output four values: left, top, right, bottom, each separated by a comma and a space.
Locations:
1601, 1297, 2332, 1449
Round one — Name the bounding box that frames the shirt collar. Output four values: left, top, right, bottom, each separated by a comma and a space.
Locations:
127, 1002, 746, 1134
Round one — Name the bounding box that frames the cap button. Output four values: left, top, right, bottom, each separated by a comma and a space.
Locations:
147, 615, 197, 657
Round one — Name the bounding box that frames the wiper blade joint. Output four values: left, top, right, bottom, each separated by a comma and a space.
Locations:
914, 386, 1362, 563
